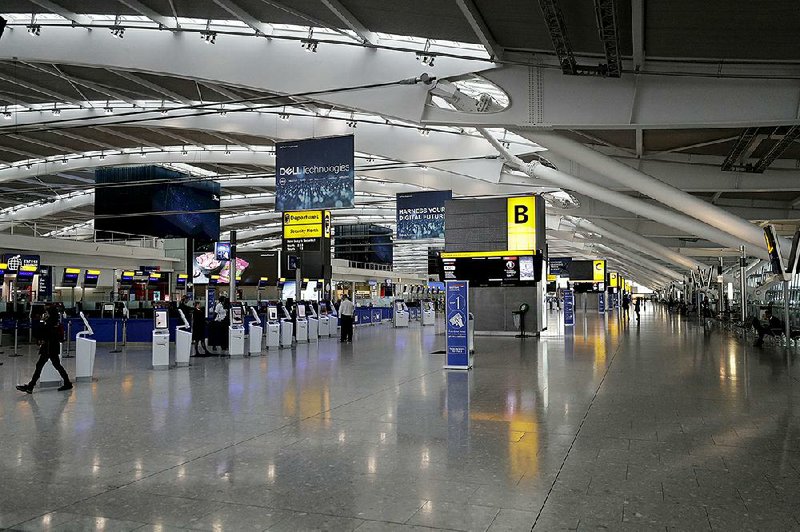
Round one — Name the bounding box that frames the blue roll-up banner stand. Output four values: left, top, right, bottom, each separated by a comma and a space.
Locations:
563, 290, 575, 327
598, 292, 605, 313
445, 280, 471, 370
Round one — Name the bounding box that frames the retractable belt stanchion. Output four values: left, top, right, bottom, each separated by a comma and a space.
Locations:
63, 321, 73, 358
10, 321, 21, 357
109, 319, 122, 353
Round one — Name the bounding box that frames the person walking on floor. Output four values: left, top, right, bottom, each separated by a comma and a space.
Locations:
17, 304, 72, 394
191, 301, 211, 357
622, 294, 630, 321
338, 295, 355, 343
634, 297, 641, 321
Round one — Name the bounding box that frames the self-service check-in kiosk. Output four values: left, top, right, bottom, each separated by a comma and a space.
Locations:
248, 306, 263, 356
175, 309, 192, 367
393, 299, 409, 327
266, 305, 280, 349
317, 302, 331, 337
279, 303, 294, 348
228, 305, 246, 357
422, 300, 435, 326
305, 302, 319, 341
151, 308, 170, 370
75, 311, 97, 382
295, 303, 308, 343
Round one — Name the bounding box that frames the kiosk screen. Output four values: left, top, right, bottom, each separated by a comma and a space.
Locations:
297, 305, 306, 318
230, 306, 243, 325
268, 307, 278, 321
154, 309, 168, 330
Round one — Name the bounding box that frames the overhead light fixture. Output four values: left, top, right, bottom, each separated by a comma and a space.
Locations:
418, 128, 430, 137
52, 107, 61, 116
26, 24, 41, 36
61, 158, 68, 165
2, 110, 11, 120
415, 39, 434, 67
346, 114, 357, 128
99, 152, 106, 160
104, 106, 113, 114
301, 39, 318, 53
160, 108, 168, 115
110, 26, 125, 39
201, 30, 216, 44
218, 107, 227, 116
140, 149, 147, 157
279, 107, 290, 121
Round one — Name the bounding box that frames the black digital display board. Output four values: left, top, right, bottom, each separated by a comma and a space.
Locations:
441, 254, 541, 287
62, 268, 80, 287
119, 271, 135, 287
84, 270, 100, 287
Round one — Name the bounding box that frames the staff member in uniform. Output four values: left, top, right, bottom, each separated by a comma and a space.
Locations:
338, 295, 355, 343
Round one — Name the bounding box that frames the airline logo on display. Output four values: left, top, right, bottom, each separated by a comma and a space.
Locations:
593, 260, 606, 282
507, 197, 536, 251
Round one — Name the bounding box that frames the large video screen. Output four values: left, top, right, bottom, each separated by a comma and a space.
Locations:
396, 190, 452, 240
95, 166, 220, 241
275, 135, 354, 211
192, 250, 279, 286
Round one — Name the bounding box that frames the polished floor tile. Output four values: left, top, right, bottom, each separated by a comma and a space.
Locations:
1, 306, 799, 531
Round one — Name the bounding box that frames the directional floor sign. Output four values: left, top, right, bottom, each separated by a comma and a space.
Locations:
445, 280, 471, 369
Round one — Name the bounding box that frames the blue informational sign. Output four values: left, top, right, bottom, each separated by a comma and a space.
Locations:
563, 290, 575, 326
445, 280, 470, 369
549, 257, 571, 276
598, 292, 605, 313
207, 287, 216, 319
396, 190, 452, 240
275, 135, 354, 211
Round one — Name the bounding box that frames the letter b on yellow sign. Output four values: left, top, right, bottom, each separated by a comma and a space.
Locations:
507, 197, 536, 251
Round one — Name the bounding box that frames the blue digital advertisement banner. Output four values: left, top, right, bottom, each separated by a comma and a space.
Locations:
275, 135, 354, 211
445, 280, 470, 369
396, 190, 452, 240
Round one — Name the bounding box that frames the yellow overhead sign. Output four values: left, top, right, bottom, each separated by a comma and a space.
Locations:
547, 274, 557, 282
609, 272, 618, 287
283, 211, 323, 226
65, 267, 81, 274
507, 197, 536, 251
284, 224, 323, 239
441, 250, 536, 259
592, 260, 605, 282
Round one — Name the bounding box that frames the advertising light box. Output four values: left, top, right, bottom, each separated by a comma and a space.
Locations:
396, 190, 451, 240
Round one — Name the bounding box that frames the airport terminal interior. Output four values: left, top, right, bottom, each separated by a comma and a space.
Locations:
0, 2, 799, 531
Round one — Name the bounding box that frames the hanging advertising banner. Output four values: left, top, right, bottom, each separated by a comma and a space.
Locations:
396, 190, 452, 240
275, 135, 354, 211
445, 280, 471, 369
549, 257, 571, 276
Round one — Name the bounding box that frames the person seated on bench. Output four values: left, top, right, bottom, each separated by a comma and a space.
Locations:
752, 309, 784, 347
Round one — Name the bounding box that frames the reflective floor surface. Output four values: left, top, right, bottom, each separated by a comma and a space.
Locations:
1, 306, 800, 531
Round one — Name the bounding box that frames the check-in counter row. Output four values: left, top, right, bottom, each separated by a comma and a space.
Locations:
63, 316, 267, 343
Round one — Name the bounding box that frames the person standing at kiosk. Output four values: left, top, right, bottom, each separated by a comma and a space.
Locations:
211, 296, 229, 354
17, 304, 72, 393
191, 302, 211, 357
339, 295, 355, 343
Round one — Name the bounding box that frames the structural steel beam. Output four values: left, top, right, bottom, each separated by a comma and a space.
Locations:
630, 0, 644, 71
108, 70, 193, 104
29, 0, 93, 26
592, 0, 621, 77
0, 73, 83, 106
454, 0, 503, 60
320, 0, 377, 45
210, 0, 273, 36
117, 0, 180, 29
537, 0, 577, 75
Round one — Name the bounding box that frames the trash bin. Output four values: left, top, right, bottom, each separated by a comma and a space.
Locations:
512, 303, 530, 338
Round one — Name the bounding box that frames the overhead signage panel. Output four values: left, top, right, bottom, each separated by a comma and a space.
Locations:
396, 190, 452, 240
507, 196, 536, 251
275, 135, 354, 211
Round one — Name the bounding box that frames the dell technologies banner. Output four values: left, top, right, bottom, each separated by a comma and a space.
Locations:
275, 135, 355, 211
396, 190, 452, 240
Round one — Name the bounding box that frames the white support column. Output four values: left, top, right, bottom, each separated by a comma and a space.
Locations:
521, 130, 771, 252
479, 129, 746, 250
574, 217, 704, 272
